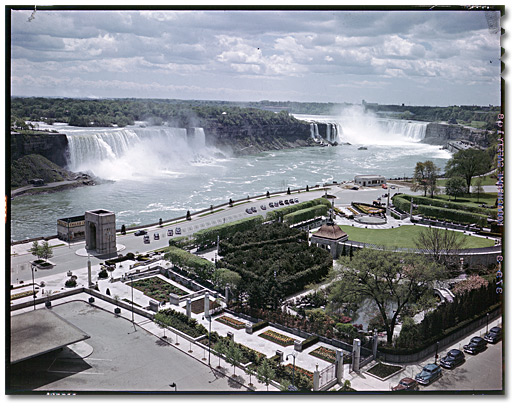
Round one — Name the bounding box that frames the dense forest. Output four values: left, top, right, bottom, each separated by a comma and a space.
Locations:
11, 97, 501, 130
10, 97, 304, 130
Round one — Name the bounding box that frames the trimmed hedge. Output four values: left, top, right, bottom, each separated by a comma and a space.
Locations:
266, 198, 331, 221
392, 195, 412, 214
252, 320, 269, 333
283, 204, 329, 225
301, 335, 320, 350
400, 194, 497, 218
193, 215, 263, 249
164, 246, 215, 281
417, 205, 489, 226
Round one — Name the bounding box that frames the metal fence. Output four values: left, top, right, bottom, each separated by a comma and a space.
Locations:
318, 363, 336, 390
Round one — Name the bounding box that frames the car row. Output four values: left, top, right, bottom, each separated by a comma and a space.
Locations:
393, 326, 502, 391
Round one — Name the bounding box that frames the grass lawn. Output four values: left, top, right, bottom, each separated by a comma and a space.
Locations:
437, 174, 497, 188
433, 192, 497, 207
338, 225, 494, 249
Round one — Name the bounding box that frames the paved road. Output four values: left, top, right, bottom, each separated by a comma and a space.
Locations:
10, 187, 340, 284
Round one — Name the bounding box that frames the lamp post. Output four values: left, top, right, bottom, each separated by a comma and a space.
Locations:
287, 353, 296, 387
486, 312, 490, 334
435, 342, 439, 365
30, 264, 37, 310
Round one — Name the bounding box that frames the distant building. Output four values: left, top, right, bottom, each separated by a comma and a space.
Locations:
354, 175, 386, 187
57, 215, 85, 242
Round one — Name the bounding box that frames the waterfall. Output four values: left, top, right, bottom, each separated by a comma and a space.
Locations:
64, 126, 214, 180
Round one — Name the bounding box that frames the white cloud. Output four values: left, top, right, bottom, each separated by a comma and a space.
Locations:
9, 8, 502, 105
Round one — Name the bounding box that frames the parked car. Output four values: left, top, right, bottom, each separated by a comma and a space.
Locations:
484, 326, 502, 344
143, 235, 150, 244
279, 200, 284, 206
274, 202, 279, 207
246, 208, 252, 214
294, 198, 299, 203
391, 377, 419, 391
251, 207, 257, 213
269, 202, 274, 208
439, 349, 465, 369
415, 364, 442, 385
134, 230, 147, 236
289, 199, 294, 204
260, 204, 266, 210
167, 229, 173, 236
284, 200, 290, 205
351, 186, 359, 190
154, 233, 160, 240
175, 227, 181, 235
463, 336, 487, 354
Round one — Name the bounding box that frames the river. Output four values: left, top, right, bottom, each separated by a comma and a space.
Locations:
10, 113, 451, 241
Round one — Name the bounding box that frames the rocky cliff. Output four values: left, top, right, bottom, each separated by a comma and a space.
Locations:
423, 123, 492, 147
203, 120, 319, 155
11, 131, 69, 167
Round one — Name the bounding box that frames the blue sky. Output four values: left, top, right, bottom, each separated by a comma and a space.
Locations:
10, 7, 502, 106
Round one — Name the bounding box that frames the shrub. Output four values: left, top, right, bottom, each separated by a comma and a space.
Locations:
65, 278, 77, 288
301, 335, 319, 350
252, 320, 269, 333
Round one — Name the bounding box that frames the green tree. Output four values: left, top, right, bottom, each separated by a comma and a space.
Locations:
445, 176, 467, 200
412, 161, 440, 197
445, 149, 492, 194
329, 249, 444, 344
414, 226, 468, 268
40, 240, 53, 260
213, 339, 227, 369
30, 240, 43, 259
224, 341, 244, 377
256, 359, 275, 391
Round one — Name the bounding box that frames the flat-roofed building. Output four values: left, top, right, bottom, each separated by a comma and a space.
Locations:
354, 174, 386, 187
57, 215, 85, 242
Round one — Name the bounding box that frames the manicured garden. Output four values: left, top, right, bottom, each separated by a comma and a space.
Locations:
215, 315, 246, 329
366, 362, 403, 379
259, 329, 296, 347
338, 225, 494, 249
129, 276, 188, 303
309, 346, 350, 364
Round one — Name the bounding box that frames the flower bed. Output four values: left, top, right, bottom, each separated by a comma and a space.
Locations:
11, 290, 37, 301
215, 315, 246, 329
309, 346, 337, 363
259, 329, 295, 347
285, 363, 313, 381
130, 276, 188, 303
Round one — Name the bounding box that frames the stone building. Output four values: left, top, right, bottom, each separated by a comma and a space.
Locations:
85, 209, 117, 256
310, 215, 349, 259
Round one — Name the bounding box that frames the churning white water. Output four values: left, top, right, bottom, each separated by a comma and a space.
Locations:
295, 105, 429, 146
63, 125, 220, 181
11, 115, 451, 240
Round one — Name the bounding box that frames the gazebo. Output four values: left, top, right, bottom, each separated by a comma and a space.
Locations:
310, 214, 349, 259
